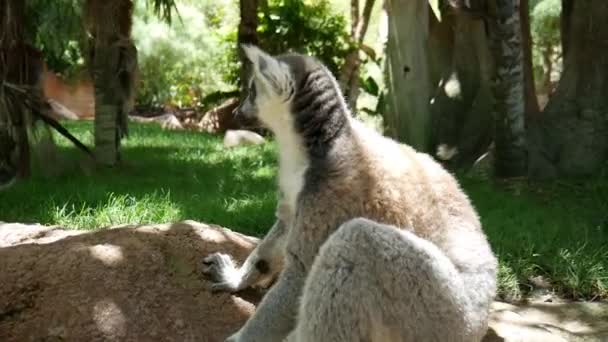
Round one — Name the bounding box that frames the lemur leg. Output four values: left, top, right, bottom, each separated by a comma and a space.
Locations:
203, 218, 288, 292
291, 218, 493, 342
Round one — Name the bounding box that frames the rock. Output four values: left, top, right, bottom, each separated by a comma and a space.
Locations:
197, 98, 241, 134
47, 98, 80, 120
223, 130, 265, 149
2, 222, 607, 342
0, 221, 261, 342
197, 98, 262, 134
129, 113, 184, 130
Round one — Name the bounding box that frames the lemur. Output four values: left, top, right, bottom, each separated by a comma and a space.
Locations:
202, 45, 497, 342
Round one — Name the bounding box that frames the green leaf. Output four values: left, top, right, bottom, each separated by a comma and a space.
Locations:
361, 76, 379, 97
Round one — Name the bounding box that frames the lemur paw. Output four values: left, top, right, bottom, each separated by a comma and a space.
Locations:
202, 252, 242, 292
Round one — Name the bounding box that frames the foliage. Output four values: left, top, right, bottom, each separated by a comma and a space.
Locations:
24, 0, 85, 76
358, 53, 385, 117
529, 0, 562, 89
216, 0, 352, 88
23, 0, 178, 77
256, 0, 351, 77
531, 0, 561, 49
133, 0, 239, 109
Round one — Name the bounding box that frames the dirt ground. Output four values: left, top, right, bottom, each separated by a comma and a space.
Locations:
0, 221, 263, 342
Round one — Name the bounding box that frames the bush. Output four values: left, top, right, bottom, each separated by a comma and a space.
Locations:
530, 0, 562, 90
133, 0, 239, 110
257, 0, 351, 77
133, 0, 352, 110
25, 0, 85, 77
219, 0, 352, 85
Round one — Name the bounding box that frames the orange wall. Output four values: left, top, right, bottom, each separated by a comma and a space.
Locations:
42, 70, 95, 120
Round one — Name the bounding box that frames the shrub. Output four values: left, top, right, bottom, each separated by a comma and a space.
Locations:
257, 0, 351, 77
220, 0, 351, 86
133, 0, 239, 110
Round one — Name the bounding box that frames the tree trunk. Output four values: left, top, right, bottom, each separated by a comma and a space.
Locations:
340, 0, 376, 111
528, 0, 608, 178
487, 0, 527, 177
238, 0, 258, 96
0, 0, 33, 183
520, 0, 540, 117
383, 0, 432, 152
560, 0, 573, 57
429, 8, 494, 168
85, 0, 136, 167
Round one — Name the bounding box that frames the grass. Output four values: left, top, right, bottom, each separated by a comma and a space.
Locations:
1, 121, 607, 302
0, 121, 278, 236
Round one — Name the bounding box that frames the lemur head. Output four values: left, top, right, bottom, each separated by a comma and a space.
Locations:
235, 45, 350, 156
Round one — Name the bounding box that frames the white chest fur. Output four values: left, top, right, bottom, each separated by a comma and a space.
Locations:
276, 133, 309, 215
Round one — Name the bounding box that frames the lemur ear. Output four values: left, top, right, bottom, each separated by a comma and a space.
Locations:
241, 44, 268, 65
241, 44, 289, 95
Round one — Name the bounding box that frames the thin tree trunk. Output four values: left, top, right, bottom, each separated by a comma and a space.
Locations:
0, 0, 31, 182
340, 0, 376, 111
560, 0, 573, 57
85, 0, 136, 167
487, 0, 527, 177
383, 0, 431, 152
528, 0, 608, 178
520, 0, 540, 117
238, 0, 258, 97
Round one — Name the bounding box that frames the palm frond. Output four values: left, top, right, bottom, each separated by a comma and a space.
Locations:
145, 0, 179, 24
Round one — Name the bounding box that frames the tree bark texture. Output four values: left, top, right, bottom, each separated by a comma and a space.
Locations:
520, 0, 540, 117
428, 8, 494, 169
238, 0, 259, 97
0, 0, 35, 181
528, 0, 608, 178
85, 0, 137, 167
560, 0, 573, 57
487, 0, 528, 177
384, 0, 432, 152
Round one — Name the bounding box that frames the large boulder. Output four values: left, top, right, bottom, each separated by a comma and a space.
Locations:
1, 222, 607, 342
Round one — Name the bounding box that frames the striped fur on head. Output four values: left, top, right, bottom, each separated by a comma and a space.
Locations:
238, 45, 350, 158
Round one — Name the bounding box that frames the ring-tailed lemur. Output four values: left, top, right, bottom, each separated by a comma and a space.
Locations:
202, 45, 497, 342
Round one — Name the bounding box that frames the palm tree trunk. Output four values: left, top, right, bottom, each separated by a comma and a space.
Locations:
85, 0, 136, 167
0, 0, 30, 183
487, 0, 527, 177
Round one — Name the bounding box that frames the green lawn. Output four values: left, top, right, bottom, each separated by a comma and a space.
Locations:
1, 121, 606, 301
